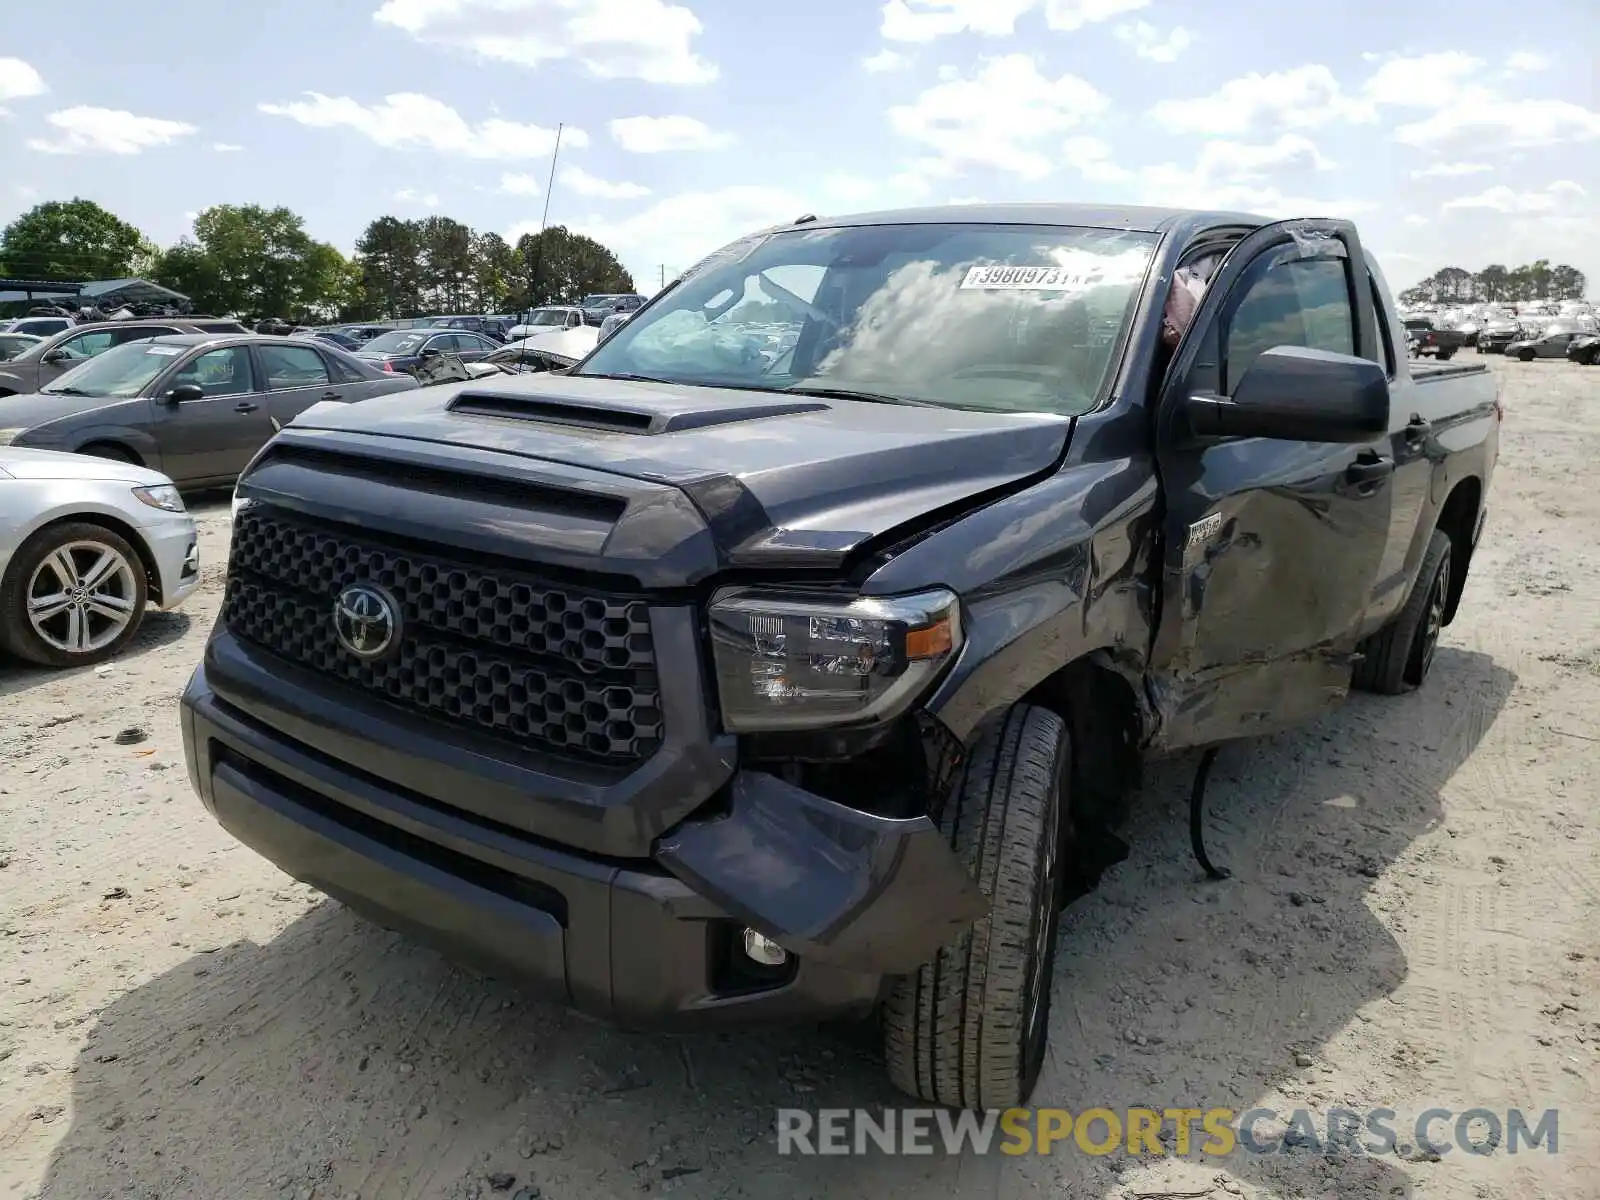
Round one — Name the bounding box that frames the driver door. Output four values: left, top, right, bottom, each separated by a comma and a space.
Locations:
1147, 219, 1393, 753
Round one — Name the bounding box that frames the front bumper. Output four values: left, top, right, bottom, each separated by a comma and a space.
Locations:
144, 515, 200, 610
180, 663, 987, 1027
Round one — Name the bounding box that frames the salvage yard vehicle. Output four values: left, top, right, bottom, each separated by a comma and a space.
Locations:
1565, 333, 1600, 365
182, 204, 1499, 1112
1402, 315, 1466, 359
1510, 325, 1586, 361
0, 317, 250, 396
0, 334, 419, 487
354, 328, 501, 375
0, 447, 199, 667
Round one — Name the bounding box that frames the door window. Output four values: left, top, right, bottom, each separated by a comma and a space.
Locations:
171, 347, 254, 397
56, 330, 117, 360
1223, 257, 1355, 394
257, 343, 330, 389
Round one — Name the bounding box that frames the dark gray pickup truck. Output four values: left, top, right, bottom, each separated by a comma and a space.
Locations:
181, 204, 1499, 1111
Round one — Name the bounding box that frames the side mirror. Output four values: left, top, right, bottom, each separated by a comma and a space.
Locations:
42, 348, 68, 364
1183, 346, 1389, 443
166, 382, 205, 404
419, 346, 441, 357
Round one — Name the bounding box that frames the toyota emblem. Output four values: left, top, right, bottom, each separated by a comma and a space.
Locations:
332, 584, 400, 660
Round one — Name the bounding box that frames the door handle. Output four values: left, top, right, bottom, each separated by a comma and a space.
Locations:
1344, 454, 1394, 486
234, 401, 259, 413
322, 390, 342, 401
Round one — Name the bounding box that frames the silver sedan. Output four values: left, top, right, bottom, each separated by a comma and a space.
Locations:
0, 448, 200, 668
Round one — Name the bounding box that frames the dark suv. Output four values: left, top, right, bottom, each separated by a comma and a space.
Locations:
0, 317, 248, 395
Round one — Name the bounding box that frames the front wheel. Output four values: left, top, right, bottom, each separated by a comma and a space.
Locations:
0, 521, 149, 668
1352, 530, 1452, 695
883, 704, 1068, 1111
1518, 350, 1535, 362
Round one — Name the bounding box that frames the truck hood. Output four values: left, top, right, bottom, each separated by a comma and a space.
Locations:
276, 373, 1073, 572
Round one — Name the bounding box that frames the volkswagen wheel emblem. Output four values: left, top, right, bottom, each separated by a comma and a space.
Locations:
333, 584, 400, 660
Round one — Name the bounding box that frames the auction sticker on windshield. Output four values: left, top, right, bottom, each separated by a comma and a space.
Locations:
959, 265, 1104, 291
145, 346, 182, 355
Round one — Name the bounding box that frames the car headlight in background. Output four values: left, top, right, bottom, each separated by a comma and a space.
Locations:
132, 484, 185, 513
0, 428, 26, 446
708, 587, 962, 732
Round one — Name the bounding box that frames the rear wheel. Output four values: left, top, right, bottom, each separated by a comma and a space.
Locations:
883, 704, 1067, 1110
1352, 530, 1452, 695
0, 521, 149, 668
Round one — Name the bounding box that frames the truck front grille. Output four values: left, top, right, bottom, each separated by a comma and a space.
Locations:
223, 505, 662, 765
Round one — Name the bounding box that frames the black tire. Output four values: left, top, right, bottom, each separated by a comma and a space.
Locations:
0, 521, 149, 668
78, 441, 140, 465
1436, 347, 1456, 361
1352, 530, 1452, 695
1518, 349, 1535, 362
883, 704, 1067, 1110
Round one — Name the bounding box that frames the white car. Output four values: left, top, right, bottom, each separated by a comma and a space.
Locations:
507, 307, 586, 341
0, 449, 200, 668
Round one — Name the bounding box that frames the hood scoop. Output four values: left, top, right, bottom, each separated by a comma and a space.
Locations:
445, 388, 828, 436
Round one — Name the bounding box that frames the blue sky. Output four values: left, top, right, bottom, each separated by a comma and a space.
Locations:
2, 0, 1596, 295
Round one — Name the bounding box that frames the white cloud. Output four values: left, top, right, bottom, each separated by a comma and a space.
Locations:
1151, 65, 1375, 135
559, 164, 651, 199
1411, 161, 1491, 179
1043, 0, 1149, 33
888, 54, 1108, 179
392, 187, 441, 207
1061, 135, 1132, 182
373, 0, 717, 85
500, 172, 543, 196
1113, 21, 1191, 63
818, 172, 933, 207
0, 57, 47, 111
880, 0, 1038, 40
1403, 214, 1428, 226
558, 184, 802, 278
212, 142, 244, 152
879, 0, 1145, 40
609, 114, 730, 152
1394, 93, 1600, 148
258, 92, 587, 159
1133, 135, 1357, 218
1362, 51, 1481, 107
1505, 51, 1550, 73
1442, 180, 1586, 214
27, 106, 197, 155
863, 49, 910, 72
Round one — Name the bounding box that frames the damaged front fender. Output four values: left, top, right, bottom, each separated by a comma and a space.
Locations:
655, 772, 989, 975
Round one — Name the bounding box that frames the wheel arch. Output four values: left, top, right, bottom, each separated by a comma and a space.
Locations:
1434, 476, 1481, 626
9, 511, 163, 606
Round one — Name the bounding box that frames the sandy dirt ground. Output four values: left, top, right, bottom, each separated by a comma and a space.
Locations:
2, 355, 1596, 1200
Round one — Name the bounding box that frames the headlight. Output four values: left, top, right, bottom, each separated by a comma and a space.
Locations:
707, 587, 962, 732
132, 484, 185, 513
0, 428, 26, 446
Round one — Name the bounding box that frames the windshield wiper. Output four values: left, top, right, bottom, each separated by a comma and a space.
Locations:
578, 371, 669, 384
783, 386, 935, 407
43, 386, 94, 396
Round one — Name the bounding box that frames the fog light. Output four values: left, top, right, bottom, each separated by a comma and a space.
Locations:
742, 928, 789, 967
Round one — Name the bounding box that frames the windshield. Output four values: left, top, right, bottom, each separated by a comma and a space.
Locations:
576, 222, 1158, 415
362, 330, 430, 354
41, 341, 181, 397
526, 310, 570, 326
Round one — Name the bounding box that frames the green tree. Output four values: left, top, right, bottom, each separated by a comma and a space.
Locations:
470, 231, 516, 313
1548, 264, 1586, 301
0, 198, 147, 280
153, 204, 347, 320
513, 225, 636, 307
417, 216, 475, 312
354, 216, 424, 318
